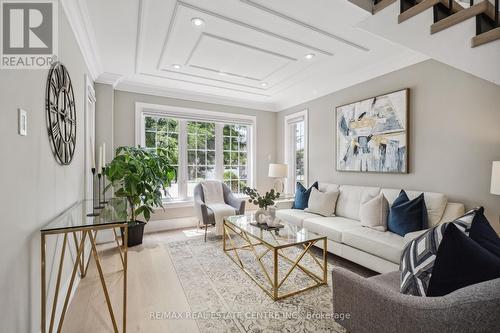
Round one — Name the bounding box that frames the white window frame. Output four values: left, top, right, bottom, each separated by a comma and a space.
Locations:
135, 102, 256, 204
284, 109, 308, 194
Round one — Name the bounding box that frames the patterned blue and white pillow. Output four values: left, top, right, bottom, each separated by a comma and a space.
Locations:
400, 207, 482, 296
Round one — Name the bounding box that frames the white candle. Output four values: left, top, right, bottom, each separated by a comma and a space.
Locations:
98, 146, 103, 174
90, 137, 95, 169
102, 142, 106, 169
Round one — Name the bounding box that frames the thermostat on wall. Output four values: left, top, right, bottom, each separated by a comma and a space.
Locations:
18, 109, 27, 136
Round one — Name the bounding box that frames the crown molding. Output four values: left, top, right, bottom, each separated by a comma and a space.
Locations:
115, 79, 279, 112
60, 0, 103, 80
95, 72, 125, 87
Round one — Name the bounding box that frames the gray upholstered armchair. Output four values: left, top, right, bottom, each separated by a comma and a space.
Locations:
193, 182, 245, 241
332, 266, 500, 333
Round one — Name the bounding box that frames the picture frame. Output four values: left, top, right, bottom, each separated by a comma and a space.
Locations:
335, 88, 409, 173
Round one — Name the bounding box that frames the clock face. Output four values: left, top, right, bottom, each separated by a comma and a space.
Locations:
46, 62, 77, 165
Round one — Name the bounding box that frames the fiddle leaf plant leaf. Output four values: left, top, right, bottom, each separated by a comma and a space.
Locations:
104, 146, 176, 223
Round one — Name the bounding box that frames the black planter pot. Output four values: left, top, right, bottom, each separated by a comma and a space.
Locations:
121, 221, 146, 247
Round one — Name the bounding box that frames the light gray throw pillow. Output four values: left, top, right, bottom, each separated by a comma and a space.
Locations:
360, 193, 388, 231
305, 187, 339, 216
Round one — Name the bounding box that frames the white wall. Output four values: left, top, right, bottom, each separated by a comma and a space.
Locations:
0, 6, 92, 332
277, 59, 500, 234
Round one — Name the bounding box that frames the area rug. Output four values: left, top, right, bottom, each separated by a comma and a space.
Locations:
165, 236, 375, 333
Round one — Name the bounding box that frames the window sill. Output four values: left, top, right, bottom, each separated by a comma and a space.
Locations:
160, 194, 250, 209
161, 199, 194, 209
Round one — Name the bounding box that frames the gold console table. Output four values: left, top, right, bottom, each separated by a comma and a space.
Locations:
40, 199, 129, 333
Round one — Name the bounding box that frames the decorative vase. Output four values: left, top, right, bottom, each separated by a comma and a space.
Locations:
255, 208, 269, 224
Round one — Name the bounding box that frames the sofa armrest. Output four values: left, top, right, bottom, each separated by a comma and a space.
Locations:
403, 229, 428, 244
194, 198, 211, 225
332, 266, 500, 333
274, 199, 294, 210
225, 193, 245, 214
440, 202, 465, 223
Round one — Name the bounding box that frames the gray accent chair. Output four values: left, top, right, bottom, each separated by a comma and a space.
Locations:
193, 182, 246, 241
332, 266, 500, 333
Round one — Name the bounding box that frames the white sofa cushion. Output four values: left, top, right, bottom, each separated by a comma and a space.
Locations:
305, 188, 339, 216
341, 227, 406, 264
318, 182, 339, 193
303, 216, 360, 242
381, 189, 448, 227
336, 185, 381, 220
360, 193, 389, 231
275, 209, 319, 227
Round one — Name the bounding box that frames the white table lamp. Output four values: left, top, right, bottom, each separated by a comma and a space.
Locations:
269, 163, 288, 193
491, 161, 500, 195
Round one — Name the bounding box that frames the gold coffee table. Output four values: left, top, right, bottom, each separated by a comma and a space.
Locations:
223, 215, 327, 301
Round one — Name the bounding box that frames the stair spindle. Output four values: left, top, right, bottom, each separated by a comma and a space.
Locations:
496, 0, 499, 26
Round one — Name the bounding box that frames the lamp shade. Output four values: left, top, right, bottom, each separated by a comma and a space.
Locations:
268, 163, 288, 178
491, 161, 500, 195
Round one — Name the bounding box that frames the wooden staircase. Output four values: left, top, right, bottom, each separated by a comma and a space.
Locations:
371, 0, 500, 47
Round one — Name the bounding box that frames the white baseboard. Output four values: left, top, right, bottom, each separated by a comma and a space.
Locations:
144, 216, 198, 234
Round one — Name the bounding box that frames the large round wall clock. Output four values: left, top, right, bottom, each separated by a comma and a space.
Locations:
45, 62, 77, 165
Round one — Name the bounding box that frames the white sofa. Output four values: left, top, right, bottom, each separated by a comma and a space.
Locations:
275, 183, 465, 273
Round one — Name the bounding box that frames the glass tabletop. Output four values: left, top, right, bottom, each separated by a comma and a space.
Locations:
41, 198, 130, 233
224, 214, 325, 248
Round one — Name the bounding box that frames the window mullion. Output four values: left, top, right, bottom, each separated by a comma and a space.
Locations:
215, 123, 224, 182
179, 120, 188, 199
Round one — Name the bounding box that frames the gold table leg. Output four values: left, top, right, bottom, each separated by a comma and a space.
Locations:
223, 221, 328, 301
41, 234, 46, 333
88, 230, 119, 333
56, 230, 87, 333
49, 233, 68, 333
123, 225, 128, 333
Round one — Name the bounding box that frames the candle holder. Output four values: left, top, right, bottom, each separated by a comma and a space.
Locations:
100, 167, 109, 205
97, 173, 105, 209
87, 167, 100, 216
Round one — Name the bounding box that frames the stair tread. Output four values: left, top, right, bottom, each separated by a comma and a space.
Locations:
431, 1, 494, 34
472, 26, 500, 47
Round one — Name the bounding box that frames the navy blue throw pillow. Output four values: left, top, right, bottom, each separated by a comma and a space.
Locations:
427, 223, 500, 297
293, 182, 318, 210
469, 208, 500, 258
388, 190, 428, 237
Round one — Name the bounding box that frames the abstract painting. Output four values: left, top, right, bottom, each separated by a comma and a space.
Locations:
336, 89, 408, 173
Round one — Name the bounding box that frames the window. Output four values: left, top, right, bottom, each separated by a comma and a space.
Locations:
137, 103, 255, 202
187, 121, 216, 197
284, 110, 308, 194
223, 125, 248, 193
144, 116, 179, 198
294, 121, 305, 184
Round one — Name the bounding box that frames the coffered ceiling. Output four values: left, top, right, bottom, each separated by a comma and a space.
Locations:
73, 0, 428, 111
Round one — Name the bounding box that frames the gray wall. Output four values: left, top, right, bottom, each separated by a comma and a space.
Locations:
277, 59, 500, 233
0, 7, 92, 332
112, 90, 277, 219
95, 83, 114, 163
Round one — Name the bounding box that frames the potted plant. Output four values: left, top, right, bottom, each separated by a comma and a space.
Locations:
242, 187, 280, 224
105, 146, 176, 247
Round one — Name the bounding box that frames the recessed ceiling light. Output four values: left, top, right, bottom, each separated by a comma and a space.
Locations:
260, 82, 268, 87
171, 64, 181, 69
191, 18, 205, 27
305, 53, 315, 60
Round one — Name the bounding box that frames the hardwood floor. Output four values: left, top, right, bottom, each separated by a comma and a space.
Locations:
61, 225, 374, 332
62, 227, 214, 333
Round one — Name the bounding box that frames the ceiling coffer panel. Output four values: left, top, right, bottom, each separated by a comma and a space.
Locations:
158, 2, 332, 91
